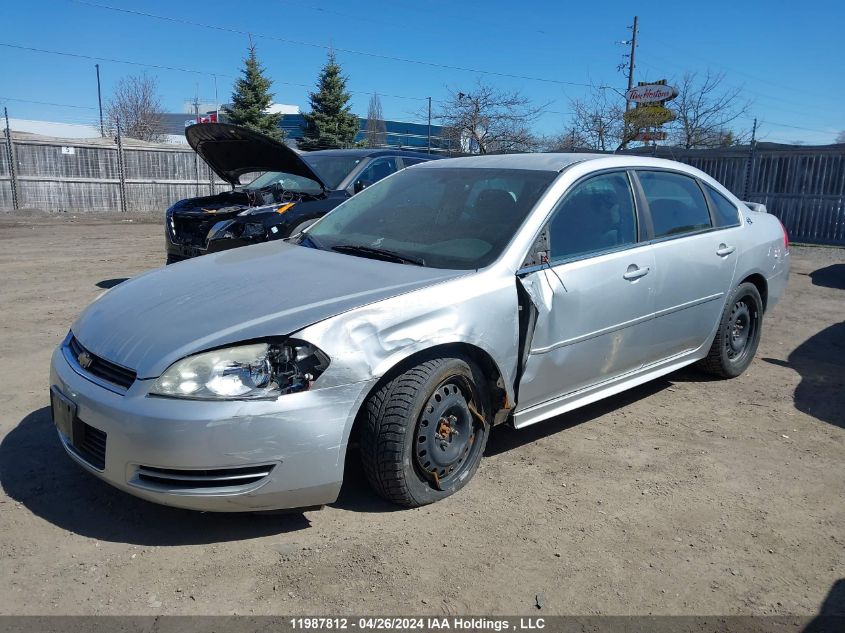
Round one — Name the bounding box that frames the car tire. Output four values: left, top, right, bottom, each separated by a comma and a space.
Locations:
360, 356, 490, 507
698, 282, 763, 378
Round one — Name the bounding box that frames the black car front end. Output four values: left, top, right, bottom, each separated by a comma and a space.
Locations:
165, 192, 250, 264
165, 190, 345, 264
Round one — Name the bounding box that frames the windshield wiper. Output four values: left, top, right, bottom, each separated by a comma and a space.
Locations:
331, 244, 426, 266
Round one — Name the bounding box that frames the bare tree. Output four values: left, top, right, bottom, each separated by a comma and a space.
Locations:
836, 130, 845, 144
669, 71, 750, 149
106, 74, 166, 142
567, 88, 625, 151
435, 80, 543, 154
364, 93, 387, 148
541, 128, 589, 152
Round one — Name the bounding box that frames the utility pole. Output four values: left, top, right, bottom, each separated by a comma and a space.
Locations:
427, 96, 432, 154
95, 64, 105, 136
625, 16, 639, 111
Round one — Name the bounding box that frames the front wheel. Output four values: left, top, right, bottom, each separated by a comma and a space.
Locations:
360, 357, 490, 507
698, 282, 763, 378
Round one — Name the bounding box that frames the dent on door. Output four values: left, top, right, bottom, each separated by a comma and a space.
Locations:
513, 246, 656, 419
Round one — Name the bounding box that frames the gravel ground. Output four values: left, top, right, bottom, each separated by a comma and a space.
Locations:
0, 213, 842, 616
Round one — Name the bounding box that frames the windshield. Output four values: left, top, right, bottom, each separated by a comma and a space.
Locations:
305, 167, 557, 270
302, 154, 363, 189
243, 171, 323, 195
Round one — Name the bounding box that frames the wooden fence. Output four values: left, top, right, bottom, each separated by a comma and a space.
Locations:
0, 131, 227, 213
624, 143, 845, 246
2, 128, 844, 245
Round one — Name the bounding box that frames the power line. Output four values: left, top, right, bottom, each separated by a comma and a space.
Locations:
0, 96, 97, 110
0, 41, 433, 106
0, 42, 232, 77
648, 35, 842, 107
72, 0, 600, 88
636, 55, 843, 118
758, 120, 838, 134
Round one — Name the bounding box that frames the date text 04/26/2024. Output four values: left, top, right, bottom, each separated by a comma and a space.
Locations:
289, 617, 546, 630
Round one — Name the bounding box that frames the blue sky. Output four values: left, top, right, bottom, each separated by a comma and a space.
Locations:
1, 0, 843, 144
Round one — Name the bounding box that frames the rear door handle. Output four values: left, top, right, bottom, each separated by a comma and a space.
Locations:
623, 264, 650, 281
716, 244, 736, 257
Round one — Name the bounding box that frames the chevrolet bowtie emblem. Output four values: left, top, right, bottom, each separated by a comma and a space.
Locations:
77, 351, 93, 370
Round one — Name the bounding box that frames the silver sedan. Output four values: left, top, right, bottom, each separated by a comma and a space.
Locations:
49, 153, 790, 511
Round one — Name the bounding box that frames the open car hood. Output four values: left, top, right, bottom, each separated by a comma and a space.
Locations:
185, 123, 327, 188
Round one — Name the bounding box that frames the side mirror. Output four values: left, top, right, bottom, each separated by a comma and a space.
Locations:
354, 179, 373, 194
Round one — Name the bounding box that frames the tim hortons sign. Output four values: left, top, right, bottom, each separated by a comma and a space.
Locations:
626, 84, 678, 104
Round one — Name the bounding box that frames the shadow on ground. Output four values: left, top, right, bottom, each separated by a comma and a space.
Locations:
5, 346, 808, 531
763, 321, 845, 429
804, 578, 845, 632
808, 263, 845, 290
96, 278, 129, 289
484, 378, 671, 456
0, 407, 312, 545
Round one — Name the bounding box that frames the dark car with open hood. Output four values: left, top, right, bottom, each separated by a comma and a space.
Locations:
165, 123, 438, 264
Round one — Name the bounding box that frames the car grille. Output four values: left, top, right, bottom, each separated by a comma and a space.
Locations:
68, 336, 137, 390
73, 420, 107, 470
172, 216, 214, 247
134, 464, 276, 490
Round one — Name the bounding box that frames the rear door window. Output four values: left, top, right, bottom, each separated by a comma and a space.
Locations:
357, 157, 400, 185
548, 171, 638, 261
704, 184, 742, 228
638, 170, 712, 238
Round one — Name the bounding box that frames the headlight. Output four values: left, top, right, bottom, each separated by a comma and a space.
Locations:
150, 341, 329, 400
207, 220, 266, 241
241, 222, 265, 238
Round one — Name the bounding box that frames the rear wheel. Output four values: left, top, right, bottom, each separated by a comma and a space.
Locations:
360, 357, 489, 507
699, 282, 763, 378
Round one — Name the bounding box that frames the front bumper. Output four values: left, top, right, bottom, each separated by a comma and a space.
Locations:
50, 345, 373, 512
165, 224, 255, 264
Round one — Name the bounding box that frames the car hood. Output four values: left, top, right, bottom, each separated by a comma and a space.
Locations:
72, 242, 465, 379
185, 123, 327, 188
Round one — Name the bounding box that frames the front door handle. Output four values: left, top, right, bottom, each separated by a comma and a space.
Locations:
623, 264, 650, 281
716, 244, 736, 257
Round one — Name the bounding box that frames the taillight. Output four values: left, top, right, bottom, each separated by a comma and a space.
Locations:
780, 220, 790, 252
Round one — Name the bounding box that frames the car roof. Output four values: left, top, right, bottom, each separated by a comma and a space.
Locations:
414, 152, 604, 171
305, 148, 439, 159
415, 152, 703, 173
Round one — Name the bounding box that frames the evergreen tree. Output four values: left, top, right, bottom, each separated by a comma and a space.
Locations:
299, 52, 359, 150
225, 45, 283, 140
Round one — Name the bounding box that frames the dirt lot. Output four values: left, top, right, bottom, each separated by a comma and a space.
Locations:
0, 213, 842, 616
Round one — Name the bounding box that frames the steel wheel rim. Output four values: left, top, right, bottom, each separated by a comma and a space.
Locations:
725, 297, 756, 362
414, 378, 483, 486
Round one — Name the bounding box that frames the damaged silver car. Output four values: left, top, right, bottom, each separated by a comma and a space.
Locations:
49, 154, 790, 511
